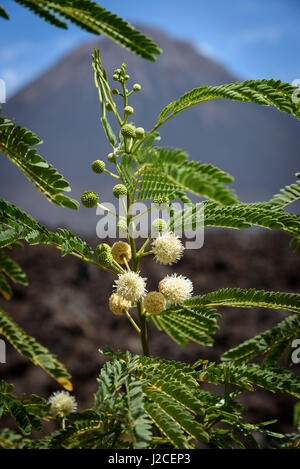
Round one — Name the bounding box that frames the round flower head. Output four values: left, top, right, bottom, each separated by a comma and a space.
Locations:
113, 184, 127, 199
48, 391, 77, 418
81, 191, 98, 208
121, 124, 135, 139
152, 232, 184, 265
117, 219, 135, 237
144, 291, 166, 315
152, 218, 168, 234
159, 274, 193, 305
91, 160, 105, 174
115, 271, 147, 302
153, 196, 170, 211
111, 241, 132, 264
109, 293, 131, 315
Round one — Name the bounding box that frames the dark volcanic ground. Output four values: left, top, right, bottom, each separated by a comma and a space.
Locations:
1, 230, 300, 437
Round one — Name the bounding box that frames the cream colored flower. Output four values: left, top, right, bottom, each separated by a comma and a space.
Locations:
159, 274, 193, 305
152, 232, 184, 265
144, 291, 166, 315
111, 241, 132, 264
48, 391, 77, 417
109, 293, 131, 315
115, 271, 147, 302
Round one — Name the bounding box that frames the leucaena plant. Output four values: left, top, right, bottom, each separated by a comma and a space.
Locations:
1, 45, 300, 449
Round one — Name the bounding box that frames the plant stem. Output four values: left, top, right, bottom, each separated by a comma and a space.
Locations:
137, 300, 149, 356
127, 193, 150, 356
125, 310, 141, 334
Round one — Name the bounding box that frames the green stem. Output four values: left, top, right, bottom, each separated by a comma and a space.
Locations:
125, 310, 141, 334
137, 300, 149, 356
126, 194, 150, 356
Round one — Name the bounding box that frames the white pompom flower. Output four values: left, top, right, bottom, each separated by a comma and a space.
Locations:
115, 271, 147, 302
152, 232, 184, 265
48, 391, 77, 418
159, 274, 193, 305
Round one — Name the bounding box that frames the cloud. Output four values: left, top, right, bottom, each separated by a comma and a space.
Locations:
232, 26, 282, 47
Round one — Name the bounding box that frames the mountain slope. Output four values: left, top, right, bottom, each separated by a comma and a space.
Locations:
1, 27, 299, 232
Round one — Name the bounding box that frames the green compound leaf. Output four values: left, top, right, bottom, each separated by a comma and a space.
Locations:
222, 314, 300, 365
13, 0, 161, 61
157, 79, 300, 124
0, 114, 79, 209
0, 308, 72, 390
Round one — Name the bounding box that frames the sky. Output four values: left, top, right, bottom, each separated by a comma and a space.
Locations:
0, 0, 299, 97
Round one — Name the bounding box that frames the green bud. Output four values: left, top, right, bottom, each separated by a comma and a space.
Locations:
117, 219, 135, 236
133, 83, 141, 92
112, 74, 119, 81
152, 218, 168, 233
97, 251, 114, 267
107, 152, 117, 163
81, 191, 98, 208
124, 106, 134, 117
121, 124, 135, 139
96, 243, 111, 256
112, 88, 119, 95
135, 127, 144, 139
106, 102, 113, 112
113, 184, 127, 199
124, 74, 130, 80
114, 69, 121, 75
91, 160, 106, 174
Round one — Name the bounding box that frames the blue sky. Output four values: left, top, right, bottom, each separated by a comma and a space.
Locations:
0, 0, 299, 97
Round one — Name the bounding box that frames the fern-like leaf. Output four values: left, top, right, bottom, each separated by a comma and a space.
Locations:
0, 308, 72, 390
0, 114, 79, 209
222, 314, 300, 365
268, 173, 300, 208
13, 0, 161, 61
199, 288, 300, 314
157, 79, 300, 124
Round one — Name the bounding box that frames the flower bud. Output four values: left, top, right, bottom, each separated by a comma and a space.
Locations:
112, 74, 119, 81
111, 241, 132, 264
135, 127, 144, 139
124, 74, 130, 80
112, 88, 119, 95
106, 102, 113, 112
133, 83, 141, 92
113, 184, 127, 198
152, 218, 167, 234
96, 243, 111, 255
107, 152, 117, 163
124, 106, 134, 117
109, 293, 131, 315
144, 292, 166, 315
91, 160, 106, 174
121, 124, 136, 139
97, 251, 114, 267
81, 191, 98, 208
